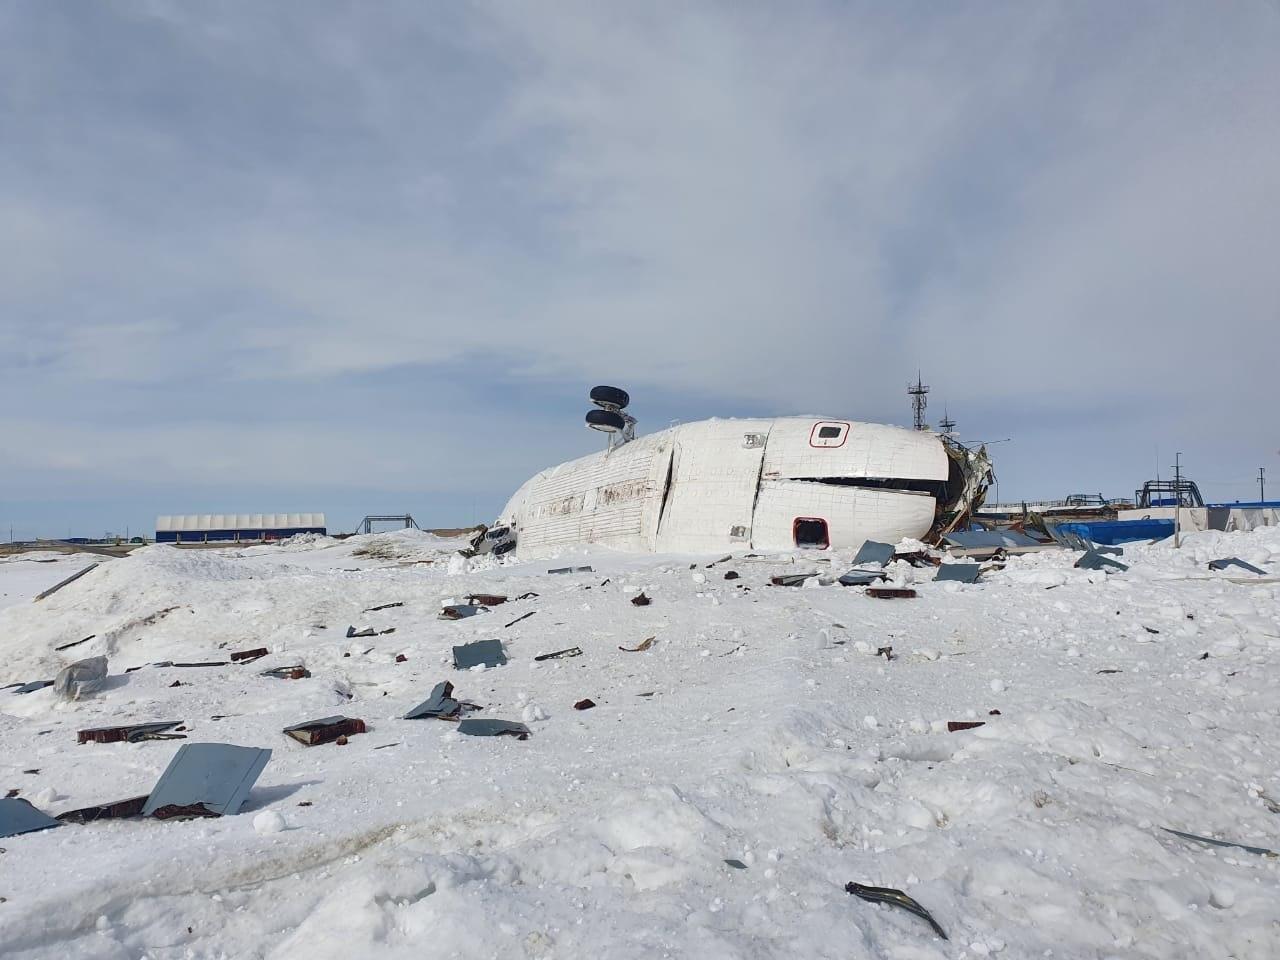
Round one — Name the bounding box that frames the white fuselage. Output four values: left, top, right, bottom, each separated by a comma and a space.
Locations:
497, 417, 965, 558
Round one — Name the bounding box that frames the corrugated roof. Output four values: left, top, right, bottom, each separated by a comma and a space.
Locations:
155, 513, 326, 532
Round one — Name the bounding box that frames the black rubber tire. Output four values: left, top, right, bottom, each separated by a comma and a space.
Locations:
590, 385, 630, 410
586, 409, 626, 433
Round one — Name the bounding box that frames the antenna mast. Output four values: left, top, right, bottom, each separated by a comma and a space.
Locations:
908, 373, 930, 431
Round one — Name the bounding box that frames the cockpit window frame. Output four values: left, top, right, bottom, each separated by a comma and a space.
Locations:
809, 421, 850, 448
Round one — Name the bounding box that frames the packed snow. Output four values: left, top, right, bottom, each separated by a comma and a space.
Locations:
1, 527, 1278, 958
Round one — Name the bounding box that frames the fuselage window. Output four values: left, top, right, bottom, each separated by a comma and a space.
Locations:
809, 421, 849, 448
793, 517, 830, 549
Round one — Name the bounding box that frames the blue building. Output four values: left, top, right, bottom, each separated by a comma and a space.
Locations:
155, 513, 327, 543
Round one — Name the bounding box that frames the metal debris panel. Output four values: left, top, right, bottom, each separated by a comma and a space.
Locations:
453, 639, 507, 670
852, 541, 895, 565
141, 743, 272, 818
0, 797, 64, 838
935, 563, 982, 583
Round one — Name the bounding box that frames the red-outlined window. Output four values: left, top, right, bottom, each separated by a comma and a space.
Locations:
809, 421, 850, 448
793, 517, 829, 549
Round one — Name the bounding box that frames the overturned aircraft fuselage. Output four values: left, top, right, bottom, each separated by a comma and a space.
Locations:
493, 417, 991, 558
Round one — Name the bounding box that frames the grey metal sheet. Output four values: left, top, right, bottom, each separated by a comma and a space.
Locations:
1075, 550, 1129, 572
935, 564, 982, 583
945, 530, 1040, 549
141, 743, 272, 818
1208, 557, 1266, 575
852, 541, 894, 565
282, 716, 348, 733
838, 569, 885, 587
405, 681, 458, 719
453, 639, 507, 670
457, 719, 530, 739
0, 798, 63, 838
12, 680, 54, 695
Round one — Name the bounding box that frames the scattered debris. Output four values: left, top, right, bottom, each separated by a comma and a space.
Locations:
346, 625, 378, 637
395, 653, 408, 663
548, 566, 594, 575
1097, 669, 1123, 675
723, 571, 740, 580
78, 721, 186, 744
771, 573, 818, 587
284, 716, 367, 746
838, 570, 886, 587
944, 529, 1041, 550
845, 882, 948, 940
54, 634, 96, 652
573, 698, 596, 710
706, 555, 733, 568
866, 587, 917, 600
0, 798, 63, 838
534, 647, 583, 662
230, 647, 269, 663
893, 551, 940, 568
935, 564, 982, 583
404, 681, 480, 720
10, 680, 54, 695
630, 592, 651, 606
457, 719, 530, 740
33, 563, 99, 601
852, 541, 895, 566
141, 743, 272, 819
53, 656, 108, 700
724, 858, 748, 869
466, 593, 508, 606
1207, 557, 1267, 575
56, 796, 148, 824
261, 665, 311, 680
515, 592, 540, 600
452, 638, 507, 670
439, 604, 486, 621
504, 611, 537, 629
946, 721, 986, 733
876, 646, 894, 661
1075, 550, 1129, 572
619, 637, 656, 653
364, 601, 405, 612
1160, 827, 1277, 858
1142, 626, 1160, 635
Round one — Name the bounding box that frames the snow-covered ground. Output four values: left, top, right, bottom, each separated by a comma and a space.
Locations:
1, 528, 1278, 959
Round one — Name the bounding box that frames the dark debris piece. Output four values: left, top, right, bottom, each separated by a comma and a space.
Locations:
866, 587, 917, 599
452, 638, 507, 670
230, 647, 269, 663
466, 594, 508, 606
54, 634, 96, 652
534, 647, 582, 662
1075, 550, 1129, 572
630, 592, 651, 606
852, 541, 895, 566
458, 719, 530, 740
347, 625, 378, 637
838, 569, 885, 587
723, 571, 740, 580
1161, 827, 1277, 858
946, 721, 986, 733
439, 605, 485, 621
771, 573, 818, 587
876, 646, 894, 661
261, 665, 311, 680
78, 721, 186, 745
1207, 557, 1267, 575
723, 858, 748, 870
935, 564, 982, 583
11, 680, 54, 695
151, 802, 221, 821
619, 637, 655, 652
364, 601, 405, 612
573, 698, 596, 710
893, 551, 939, 568
404, 681, 481, 720
845, 882, 947, 940
284, 716, 367, 746
56, 795, 148, 824
548, 566, 594, 575
504, 611, 537, 629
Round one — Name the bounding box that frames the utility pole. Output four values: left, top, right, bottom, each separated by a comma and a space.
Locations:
1260, 467, 1266, 503
908, 373, 930, 431
1172, 452, 1183, 548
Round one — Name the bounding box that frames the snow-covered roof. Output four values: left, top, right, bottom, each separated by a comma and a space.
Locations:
155, 513, 326, 532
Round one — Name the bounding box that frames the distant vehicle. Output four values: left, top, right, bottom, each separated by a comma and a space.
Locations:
477, 387, 992, 559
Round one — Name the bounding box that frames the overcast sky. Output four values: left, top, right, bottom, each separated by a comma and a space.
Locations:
3, 1, 1278, 539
